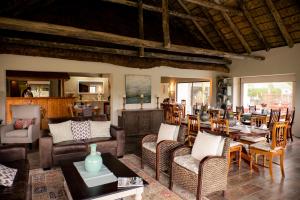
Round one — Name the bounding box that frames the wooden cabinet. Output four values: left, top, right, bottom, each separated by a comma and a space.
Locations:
118, 109, 164, 154
6, 97, 75, 129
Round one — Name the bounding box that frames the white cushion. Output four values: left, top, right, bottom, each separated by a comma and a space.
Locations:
216, 137, 226, 156
250, 142, 281, 152
142, 142, 157, 153
157, 123, 179, 143
0, 164, 17, 187
174, 155, 200, 174
230, 141, 242, 147
191, 131, 222, 161
240, 136, 266, 143
49, 120, 73, 144
5, 130, 28, 138
90, 121, 111, 138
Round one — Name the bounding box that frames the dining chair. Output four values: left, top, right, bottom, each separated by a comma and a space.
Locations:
209, 109, 221, 120
68, 104, 75, 117
249, 105, 256, 113
210, 118, 229, 135
285, 108, 295, 142
268, 109, 281, 137
250, 121, 288, 179
250, 115, 267, 127
236, 106, 244, 114
186, 114, 200, 147
171, 105, 183, 125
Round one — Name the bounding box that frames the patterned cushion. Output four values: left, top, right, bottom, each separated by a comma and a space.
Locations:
5, 129, 28, 138
142, 142, 157, 153
71, 121, 91, 140
0, 164, 17, 187
14, 118, 35, 129
250, 142, 281, 152
174, 155, 200, 174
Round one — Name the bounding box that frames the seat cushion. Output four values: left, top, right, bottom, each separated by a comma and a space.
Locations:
240, 136, 266, 143
53, 140, 87, 155
191, 131, 222, 161
142, 142, 157, 153
250, 142, 281, 152
174, 155, 200, 174
5, 130, 28, 138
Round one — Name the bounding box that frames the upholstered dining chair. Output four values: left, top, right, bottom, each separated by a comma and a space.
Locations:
186, 114, 200, 146
141, 123, 186, 181
170, 133, 231, 199
1, 105, 41, 146
250, 121, 288, 179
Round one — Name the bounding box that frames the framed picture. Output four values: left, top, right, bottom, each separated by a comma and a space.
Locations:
125, 75, 151, 104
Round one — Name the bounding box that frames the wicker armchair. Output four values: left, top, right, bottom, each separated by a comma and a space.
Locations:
141, 125, 186, 181
170, 137, 231, 199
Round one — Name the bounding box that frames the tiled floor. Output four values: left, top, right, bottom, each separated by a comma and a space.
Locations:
28, 137, 300, 200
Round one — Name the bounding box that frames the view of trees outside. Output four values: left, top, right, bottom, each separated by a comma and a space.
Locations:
243, 82, 293, 112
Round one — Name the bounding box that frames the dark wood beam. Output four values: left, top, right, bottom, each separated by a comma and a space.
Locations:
265, 0, 294, 48
162, 0, 171, 48
102, 0, 208, 23
177, 0, 216, 50
222, 12, 252, 54
138, 0, 144, 57
240, 0, 269, 51
0, 17, 264, 60
0, 43, 230, 73
202, 9, 233, 52
0, 37, 231, 65
183, 0, 243, 16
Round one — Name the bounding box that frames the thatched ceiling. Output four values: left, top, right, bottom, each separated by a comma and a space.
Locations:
0, 0, 299, 71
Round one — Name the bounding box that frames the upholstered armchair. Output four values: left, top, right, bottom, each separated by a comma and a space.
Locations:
1, 105, 40, 145
170, 136, 231, 199
141, 124, 186, 181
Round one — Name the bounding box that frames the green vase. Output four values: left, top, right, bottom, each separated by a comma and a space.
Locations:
84, 144, 102, 174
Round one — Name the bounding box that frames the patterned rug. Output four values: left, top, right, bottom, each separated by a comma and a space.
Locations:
29, 154, 196, 200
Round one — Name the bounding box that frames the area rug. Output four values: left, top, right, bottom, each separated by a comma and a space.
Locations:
29, 154, 195, 200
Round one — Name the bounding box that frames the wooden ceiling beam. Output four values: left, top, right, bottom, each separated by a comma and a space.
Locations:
240, 0, 270, 51
162, 0, 171, 48
265, 0, 294, 48
182, 0, 243, 16
222, 12, 252, 54
0, 17, 264, 60
138, 0, 144, 57
0, 37, 231, 65
202, 9, 233, 52
177, 0, 217, 50
102, 0, 208, 23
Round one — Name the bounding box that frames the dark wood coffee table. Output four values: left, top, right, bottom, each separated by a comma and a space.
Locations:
61, 153, 147, 200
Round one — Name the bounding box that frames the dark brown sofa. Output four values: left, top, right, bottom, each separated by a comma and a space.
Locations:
0, 145, 29, 200
39, 116, 125, 169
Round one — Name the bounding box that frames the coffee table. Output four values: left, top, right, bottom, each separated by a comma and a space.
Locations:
61, 153, 147, 200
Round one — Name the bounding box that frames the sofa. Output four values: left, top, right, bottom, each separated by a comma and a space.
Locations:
0, 145, 29, 200
39, 116, 125, 169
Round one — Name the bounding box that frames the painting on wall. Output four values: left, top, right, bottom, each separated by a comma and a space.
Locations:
125, 75, 151, 104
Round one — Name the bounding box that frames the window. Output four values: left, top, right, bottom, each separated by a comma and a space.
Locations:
243, 82, 294, 112
177, 82, 211, 115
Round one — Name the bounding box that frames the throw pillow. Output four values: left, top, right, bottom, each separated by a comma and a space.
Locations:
157, 123, 179, 143
14, 118, 35, 129
191, 131, 222, 161
0, 164, 17, 187
71, 121, 91, 140
89, 121, 111, 138
49, 120, 73, 144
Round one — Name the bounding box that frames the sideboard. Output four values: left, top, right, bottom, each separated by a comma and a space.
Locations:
118, 109, 164, 154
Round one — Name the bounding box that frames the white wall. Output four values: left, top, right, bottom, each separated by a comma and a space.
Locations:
230, 44, 300, 137
0, 54, 225, 125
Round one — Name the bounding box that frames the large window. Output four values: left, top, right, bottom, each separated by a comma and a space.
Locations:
243, 82, 294, 112
177, 82, 210, 115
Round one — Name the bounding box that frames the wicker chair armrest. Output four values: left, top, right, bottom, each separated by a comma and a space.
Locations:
142, 134, 157, 144
172, 146, 191, 158
198, 155, 228, 197
157, 140, 183, 158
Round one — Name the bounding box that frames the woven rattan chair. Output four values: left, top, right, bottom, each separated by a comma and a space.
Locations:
170, 137, 231, 199
141, 125, 186, 181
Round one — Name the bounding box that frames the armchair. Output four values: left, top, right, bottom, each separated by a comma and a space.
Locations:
170, 137, 230, 199
141, 124, 186, 181
1, 105, 40, 145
